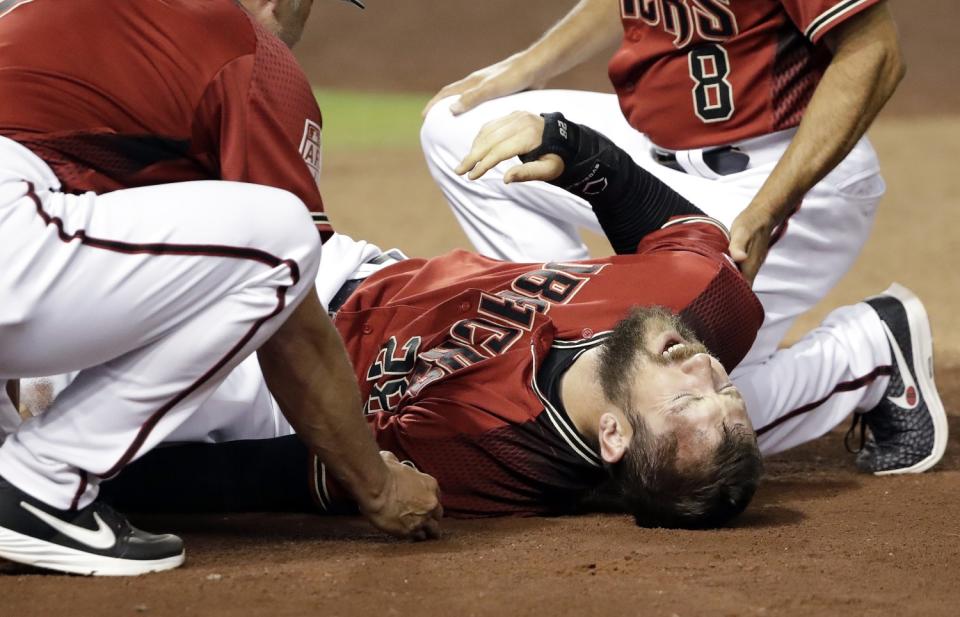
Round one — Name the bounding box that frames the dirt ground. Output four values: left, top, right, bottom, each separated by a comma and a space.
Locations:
3, 2, 959, 616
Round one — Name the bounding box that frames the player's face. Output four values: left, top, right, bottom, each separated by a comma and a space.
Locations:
627, 327, 753, 468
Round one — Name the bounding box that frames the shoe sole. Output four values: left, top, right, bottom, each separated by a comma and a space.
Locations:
871, 283, 949, 475
0, 525, 185, 576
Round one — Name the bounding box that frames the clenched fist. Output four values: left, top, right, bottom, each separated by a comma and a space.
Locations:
358, 451, 443, 541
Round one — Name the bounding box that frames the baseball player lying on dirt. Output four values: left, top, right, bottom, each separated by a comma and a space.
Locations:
85, 112, 946, 527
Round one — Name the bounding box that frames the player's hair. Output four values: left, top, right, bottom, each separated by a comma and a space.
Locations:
609, 415, 763, 529
595, 305, 762, 528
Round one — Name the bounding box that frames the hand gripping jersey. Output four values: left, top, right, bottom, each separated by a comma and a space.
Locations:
608, 0, 882, 149
0, 0, 331, 235
323, 219, 762, 517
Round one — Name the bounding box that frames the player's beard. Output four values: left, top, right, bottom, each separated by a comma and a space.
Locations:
597, 306, 710, 408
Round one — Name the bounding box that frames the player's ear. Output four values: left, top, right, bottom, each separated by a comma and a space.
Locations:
598, 412, 630, 464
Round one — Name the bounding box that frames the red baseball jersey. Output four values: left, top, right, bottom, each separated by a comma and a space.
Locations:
608, 0, 882, 149
319, 218, 763, 518
0, 0, 331, 236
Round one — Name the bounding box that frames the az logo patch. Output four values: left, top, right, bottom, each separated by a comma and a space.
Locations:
299, 119, 322, 181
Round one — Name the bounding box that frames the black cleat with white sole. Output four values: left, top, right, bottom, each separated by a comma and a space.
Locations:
848, 283, 949, 475
0, 475, 184, 575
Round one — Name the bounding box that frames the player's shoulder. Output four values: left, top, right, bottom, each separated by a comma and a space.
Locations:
176, 0, 260, 60
660, 215, 730, 240
233, 6, 315, 97
635, 215, 732, 260
102, 0, 261, 69
1, 0, 256, 51
113, 0, 259, 70
165, 1, 305, 95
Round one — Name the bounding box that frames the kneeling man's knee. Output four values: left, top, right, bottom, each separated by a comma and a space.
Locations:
247, 188, 322, 284
420, 96, 464, 156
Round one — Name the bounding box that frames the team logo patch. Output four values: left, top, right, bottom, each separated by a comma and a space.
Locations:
299, 119, 323, 181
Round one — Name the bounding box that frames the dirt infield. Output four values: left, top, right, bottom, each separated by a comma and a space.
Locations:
3, 3, 959, 615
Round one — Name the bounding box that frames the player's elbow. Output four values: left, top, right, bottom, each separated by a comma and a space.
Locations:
240, 186, 323, 283
828, 4, 906, 98
875, 16, 907, 93
854, 36, 905, 104
873, 31, 906, 92
888, 45, 906, 89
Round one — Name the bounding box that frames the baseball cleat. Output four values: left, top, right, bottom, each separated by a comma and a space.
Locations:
846, 283, 948, 475
0, 475, 184, 575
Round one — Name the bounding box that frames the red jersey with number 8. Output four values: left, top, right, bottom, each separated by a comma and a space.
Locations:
609, 0, 881, 150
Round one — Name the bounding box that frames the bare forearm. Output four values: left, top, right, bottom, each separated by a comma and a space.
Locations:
517, 113, 701, 253
750, 3, 904, 216
519, 0, 623, 83
727, 3, 904, 281
258, 290, 387, 508
425, 0, 622, 115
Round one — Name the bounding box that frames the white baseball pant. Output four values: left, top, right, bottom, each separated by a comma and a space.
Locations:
0, 136, 321, 510
421, 91, 892, 453
8, 233, 393, 447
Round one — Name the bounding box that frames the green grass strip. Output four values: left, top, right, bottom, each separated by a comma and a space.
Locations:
314, 89, 430, 150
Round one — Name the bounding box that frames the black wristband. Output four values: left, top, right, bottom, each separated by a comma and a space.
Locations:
518, 112, 703, 254
518, 112, 578, 165
519, 112, 618, 196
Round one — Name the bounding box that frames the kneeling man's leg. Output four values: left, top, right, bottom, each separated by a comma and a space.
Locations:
0, 179, 320, 574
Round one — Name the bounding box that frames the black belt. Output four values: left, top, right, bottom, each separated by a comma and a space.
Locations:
327, 249, 408, 315
328, 278, 364, 314
651, 146, 749, 176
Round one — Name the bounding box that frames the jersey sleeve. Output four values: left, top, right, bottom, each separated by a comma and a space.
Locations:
312, 407, 453, 515
637, 216, 762, 371
635, 216, 733, 262
781, 0, 883, 44
314, 399, 556, 519
194, 27, 332, 238
366, 404, 494, 516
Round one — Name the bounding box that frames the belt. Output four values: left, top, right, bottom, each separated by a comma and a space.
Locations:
329, 278, 364, 314
328, 248, 408, 314
651, 145, 750, 176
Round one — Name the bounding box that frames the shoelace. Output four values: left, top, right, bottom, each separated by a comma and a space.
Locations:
844, 413, 868, 454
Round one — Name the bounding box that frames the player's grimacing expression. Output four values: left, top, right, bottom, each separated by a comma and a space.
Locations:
599, 308, 755, 469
